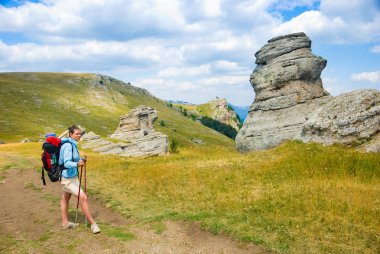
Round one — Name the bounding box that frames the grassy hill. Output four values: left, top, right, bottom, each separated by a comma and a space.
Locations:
0, 72, 233, 148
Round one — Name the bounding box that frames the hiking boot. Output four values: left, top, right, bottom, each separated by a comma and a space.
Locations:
62, 222, 79, 229
91, 223, 100, 234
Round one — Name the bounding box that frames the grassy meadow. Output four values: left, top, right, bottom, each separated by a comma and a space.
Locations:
1, 141, 379, 254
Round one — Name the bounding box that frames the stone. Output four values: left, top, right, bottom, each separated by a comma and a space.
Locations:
236, 32, 331, 152
0, 140, 5, 144
191, 138, 204, 145
209, 98, 241, 130
236, 96, 331, 152
300, 89, 380, 145
237, 32, 379, 152
80, 106, 168, 157
21, 138, 31, 143
109, 106, 157, 140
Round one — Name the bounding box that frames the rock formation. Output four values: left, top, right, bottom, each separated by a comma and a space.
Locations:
236, 32, 380, 152
209, 98, 241, 130
301, 89, 380, 146
80, 106, 168, 157
109, 106, 157, 140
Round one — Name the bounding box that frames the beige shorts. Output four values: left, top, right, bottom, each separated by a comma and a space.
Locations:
61, 177, 83, 196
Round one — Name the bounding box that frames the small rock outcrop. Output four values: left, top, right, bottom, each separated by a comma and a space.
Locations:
236, 32, 380, 152
109, 106, 157, 140
80, 106, 168, 157
209, 98, 241, 130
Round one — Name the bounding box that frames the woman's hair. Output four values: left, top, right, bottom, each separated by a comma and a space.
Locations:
68, 125, 81, 135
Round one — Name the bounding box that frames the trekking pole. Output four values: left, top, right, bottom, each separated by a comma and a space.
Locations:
84, 162, 88, 227
75, 165, 83, 224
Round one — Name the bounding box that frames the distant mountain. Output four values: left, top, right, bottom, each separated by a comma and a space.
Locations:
167, 100, 195, 105
229, 104, 249, 122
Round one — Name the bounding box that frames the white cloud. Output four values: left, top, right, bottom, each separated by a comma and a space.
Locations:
351, 71, 380, 84
371, 45, 380, 53
0, 0, 379, 105
158, 65, 210, 78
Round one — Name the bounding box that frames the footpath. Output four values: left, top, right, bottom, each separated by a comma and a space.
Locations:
0, 160, 268, 254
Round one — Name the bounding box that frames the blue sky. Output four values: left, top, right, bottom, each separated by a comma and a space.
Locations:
0, 0, 379, 106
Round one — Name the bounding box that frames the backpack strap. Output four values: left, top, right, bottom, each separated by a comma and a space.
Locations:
59, 142, 74, 182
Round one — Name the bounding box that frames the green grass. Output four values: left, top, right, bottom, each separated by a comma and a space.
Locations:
1, 140, 379, 254
75, 141, 379, 254
102, 224, 136, 241
24, 182, 42, 191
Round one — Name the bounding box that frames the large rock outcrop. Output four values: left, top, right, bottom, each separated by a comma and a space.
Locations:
236, 32, 331, 151
80, 106, 168, 157
236, 32, 380, 152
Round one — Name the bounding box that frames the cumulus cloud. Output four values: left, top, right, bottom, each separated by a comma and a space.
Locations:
274, 0, 380, 43
371, 45, 380, 53
351, 71, 380, 84
0, 0, 379, 105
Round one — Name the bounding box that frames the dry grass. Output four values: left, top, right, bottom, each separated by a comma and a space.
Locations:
0, 141, 379, 253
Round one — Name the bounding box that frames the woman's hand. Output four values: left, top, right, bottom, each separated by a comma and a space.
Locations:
78, 159, 86, 166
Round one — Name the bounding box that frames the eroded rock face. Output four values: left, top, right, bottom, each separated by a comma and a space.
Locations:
109, 106, 157, 140
80, 106, 168, 157
209, 98, 241, 130
300, 89, 380, 145
236, 32, 380, 152
236, 32, 331, 151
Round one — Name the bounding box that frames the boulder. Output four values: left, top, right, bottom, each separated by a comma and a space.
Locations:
236, 32, 331, 151
109, 106, 157, 140
80, 106, 168, 157
300, 89, 380, 145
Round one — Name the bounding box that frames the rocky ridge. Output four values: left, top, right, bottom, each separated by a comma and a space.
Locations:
236, 32, 380, 152
209, 98, 241, 130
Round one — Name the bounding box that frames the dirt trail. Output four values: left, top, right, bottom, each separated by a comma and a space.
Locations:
0, 167, 269, 254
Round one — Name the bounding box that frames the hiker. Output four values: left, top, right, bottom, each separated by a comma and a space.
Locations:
59, 125, 100, 234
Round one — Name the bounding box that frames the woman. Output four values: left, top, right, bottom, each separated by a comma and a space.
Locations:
59, 125, 100, 234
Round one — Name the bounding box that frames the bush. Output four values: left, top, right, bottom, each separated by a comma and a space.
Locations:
200, 116, 238, 139
169, 138, 179, 154
160, 120, 165, 126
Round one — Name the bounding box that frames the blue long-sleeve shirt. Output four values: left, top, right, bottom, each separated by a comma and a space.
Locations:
59, 138, 80, 178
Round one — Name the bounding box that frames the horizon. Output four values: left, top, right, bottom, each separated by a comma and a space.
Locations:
0, 0, 379, 106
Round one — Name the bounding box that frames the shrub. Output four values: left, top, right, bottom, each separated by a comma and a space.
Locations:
200, 116, 238, 139
160, 120, 165, 126
169, 138, 179, 153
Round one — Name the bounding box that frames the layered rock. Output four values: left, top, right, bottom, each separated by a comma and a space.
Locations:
301, 89, 380, 146
236, 32, 380, 152
209, 98, 241, 130
109, 106, 157, 140
236, 32, 331, 151
80, 106, 168, 157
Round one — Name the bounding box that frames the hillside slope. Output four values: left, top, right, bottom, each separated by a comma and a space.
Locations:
172, 98, 242, 130
0, 72, 234, 148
